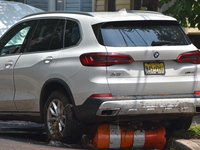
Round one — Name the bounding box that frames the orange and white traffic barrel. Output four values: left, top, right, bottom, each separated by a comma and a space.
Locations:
92, 124, 166, 149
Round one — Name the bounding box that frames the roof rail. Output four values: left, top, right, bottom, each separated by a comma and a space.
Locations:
127, 9, 162, 14
118, 8, 162, 15
23, 11, 93, 19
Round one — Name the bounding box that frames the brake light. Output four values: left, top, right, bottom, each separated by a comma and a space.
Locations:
80, 53, 134, 66
90, 94, 113, 97
176, 50, 200, 64
194, 91, 200, 94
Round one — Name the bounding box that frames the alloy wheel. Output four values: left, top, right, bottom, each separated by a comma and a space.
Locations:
47, 99, 66, 139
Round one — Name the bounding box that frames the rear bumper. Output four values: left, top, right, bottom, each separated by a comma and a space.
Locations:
75, 94, 200, 123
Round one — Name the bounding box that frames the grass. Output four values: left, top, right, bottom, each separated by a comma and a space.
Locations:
171, 124, 200, 139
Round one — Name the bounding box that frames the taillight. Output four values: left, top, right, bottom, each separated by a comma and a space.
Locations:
79, 53, 134, 66
194, 91, 200, 94
90, 94, 113, 97
176, 50, 200, 64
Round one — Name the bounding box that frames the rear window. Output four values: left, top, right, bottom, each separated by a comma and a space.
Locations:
93, 21, 190, 47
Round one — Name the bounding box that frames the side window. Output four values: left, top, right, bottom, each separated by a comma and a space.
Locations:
25, 19, 64, 52
64, 20, 80, 47
49, 19, 65, 50
0, 21, 34, 55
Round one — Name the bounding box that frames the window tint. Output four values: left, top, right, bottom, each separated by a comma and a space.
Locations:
0, 21, 33, 55
93, 21, 190, 47
64, 20, 80, 47
49, 20, 65, 50
25, 19, 64, 52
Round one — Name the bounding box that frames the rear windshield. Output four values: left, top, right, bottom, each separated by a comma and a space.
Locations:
92, 21, 190, 47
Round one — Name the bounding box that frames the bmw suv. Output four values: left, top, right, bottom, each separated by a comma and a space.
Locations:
0, 10, 200, 143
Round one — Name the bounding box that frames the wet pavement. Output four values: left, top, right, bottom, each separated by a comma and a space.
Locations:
1, 117, 200, 150
0, 121, 84, 150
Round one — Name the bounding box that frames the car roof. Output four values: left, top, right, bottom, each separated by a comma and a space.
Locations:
22, 9, 177, 25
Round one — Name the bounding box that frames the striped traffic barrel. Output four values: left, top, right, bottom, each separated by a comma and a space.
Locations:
92, 124, 166, 149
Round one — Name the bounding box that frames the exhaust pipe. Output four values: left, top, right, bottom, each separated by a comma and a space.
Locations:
92, 124, 166, 149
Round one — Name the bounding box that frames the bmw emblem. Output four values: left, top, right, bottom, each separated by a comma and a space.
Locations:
154, 52, 159, 58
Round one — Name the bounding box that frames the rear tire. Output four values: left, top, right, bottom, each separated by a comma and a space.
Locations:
166, 117, 193, 132
44, 91, 83, 143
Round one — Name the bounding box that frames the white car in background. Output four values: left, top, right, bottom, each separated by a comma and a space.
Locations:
0, 1, 43, 37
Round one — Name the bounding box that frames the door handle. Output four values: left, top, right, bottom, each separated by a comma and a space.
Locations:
43, 56, 53, 64
5, 61, 13, 69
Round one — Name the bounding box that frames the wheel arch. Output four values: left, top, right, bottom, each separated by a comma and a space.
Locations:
40, 78, 75, 119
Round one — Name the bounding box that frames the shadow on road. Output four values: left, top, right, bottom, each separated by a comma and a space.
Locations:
0, 121, 84, 150
0, 121, 46, 145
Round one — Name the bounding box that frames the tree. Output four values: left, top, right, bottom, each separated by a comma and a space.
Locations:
159, 0, 200, 29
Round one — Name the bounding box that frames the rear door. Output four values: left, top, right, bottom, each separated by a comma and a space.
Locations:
14, 19, 65, 112
100, 21, 198, 96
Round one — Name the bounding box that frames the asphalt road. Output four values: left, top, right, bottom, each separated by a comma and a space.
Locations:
0, 121, 85, 150
1, 117, 200, 150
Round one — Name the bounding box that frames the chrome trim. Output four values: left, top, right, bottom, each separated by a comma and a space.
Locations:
96, 98, 200, 116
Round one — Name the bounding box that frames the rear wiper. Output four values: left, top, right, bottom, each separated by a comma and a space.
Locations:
151, 41, 178, 46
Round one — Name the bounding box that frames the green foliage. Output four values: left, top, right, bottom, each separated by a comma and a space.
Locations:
171, 125, 200, 139
159, 0, 200, 29
189, 125, 200, 138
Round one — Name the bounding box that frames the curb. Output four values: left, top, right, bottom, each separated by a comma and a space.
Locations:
172, 139, 200, 150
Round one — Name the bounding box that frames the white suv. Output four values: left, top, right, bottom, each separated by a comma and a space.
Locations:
0, 10, 199, 143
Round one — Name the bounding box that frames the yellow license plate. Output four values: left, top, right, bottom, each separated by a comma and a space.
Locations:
144, 62, 165, 75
